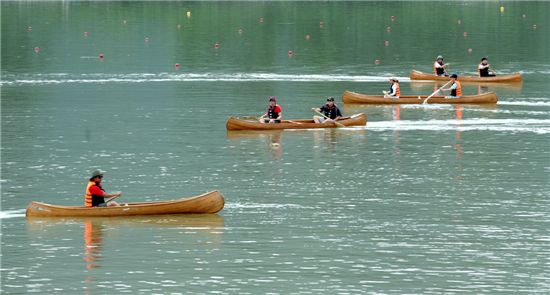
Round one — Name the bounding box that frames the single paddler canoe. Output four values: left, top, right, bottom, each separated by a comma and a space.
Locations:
226, 113, 367, 130
342, 90, 498, 104
26, 190, 224, 217
410, 70, 522, 83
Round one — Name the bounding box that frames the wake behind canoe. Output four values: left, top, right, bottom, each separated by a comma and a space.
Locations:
226, 113, 367, 130
410, 70, 522, 83
26, 190, 225, 217
342, 91, 498, 104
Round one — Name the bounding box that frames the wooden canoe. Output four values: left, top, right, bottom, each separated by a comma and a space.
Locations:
25, 190, 224, 217
226, 113, 367, 130
410, 70, 522, 83
342, 90, 498, 104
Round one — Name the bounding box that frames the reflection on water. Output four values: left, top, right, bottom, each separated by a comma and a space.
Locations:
227, 130, 284, 160
83, 220, 103, 270
454, 105, 464, 182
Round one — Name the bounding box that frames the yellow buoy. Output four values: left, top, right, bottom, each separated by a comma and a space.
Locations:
186, 11, 191, 18
500, 6, 504, 13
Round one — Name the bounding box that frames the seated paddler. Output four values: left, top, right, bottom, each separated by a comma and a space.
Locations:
441, 73, 462, 98
478, 57, 496, 77
312, 97, 342, 123
382, 77, 400, 99
259, 96, 282, 123
433, 55, 449, 76
85, 170, 122, 207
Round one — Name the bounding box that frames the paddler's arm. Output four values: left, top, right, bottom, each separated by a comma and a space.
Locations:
103, 191, 122, 198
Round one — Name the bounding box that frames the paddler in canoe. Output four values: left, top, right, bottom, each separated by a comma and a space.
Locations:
312, 96, 343, 123
85, 170, 122, 207
259, 96, 282, 123
478, 57, 497, 77
441, 74, 462, 98
382, 77, 400, 99
434, 55, 450, 77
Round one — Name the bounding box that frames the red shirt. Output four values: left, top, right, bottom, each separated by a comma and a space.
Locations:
88, 184, 105, 197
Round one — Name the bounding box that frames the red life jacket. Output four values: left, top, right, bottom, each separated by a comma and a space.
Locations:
267, 104, 281, 119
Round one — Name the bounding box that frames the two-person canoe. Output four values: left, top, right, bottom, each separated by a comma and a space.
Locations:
342, 90, 498, 104
26, 190, 225, 217
226, 113, 367, 130
409, 70, 522, 83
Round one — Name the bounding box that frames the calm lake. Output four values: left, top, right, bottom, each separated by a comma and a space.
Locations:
1, 1, 549, 294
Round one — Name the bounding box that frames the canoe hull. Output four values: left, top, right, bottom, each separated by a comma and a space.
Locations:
226, 113, 367, 130
26, 190, 225, 217
342, 91, 498, 104
410, 70, 522, 83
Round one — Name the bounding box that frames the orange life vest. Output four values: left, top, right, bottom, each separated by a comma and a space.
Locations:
394, 82, 400, 97
452, 81, 462, 97
85, 181, 94, 207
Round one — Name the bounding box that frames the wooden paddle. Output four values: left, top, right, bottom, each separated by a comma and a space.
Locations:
105, 194, 120, 205
313, 109, 345, 127
422, 80, 453, 104
240, 115, 260, 120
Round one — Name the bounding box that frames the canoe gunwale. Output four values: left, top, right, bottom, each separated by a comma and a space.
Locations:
409, 70, 522, 83
226, 113, 367, 130
342, 90, 498, 104
26, 190, 225, 217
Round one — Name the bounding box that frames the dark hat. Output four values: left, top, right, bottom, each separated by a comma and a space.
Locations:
90, 169, 104, 179
481, 57, 488, 61
326, 97, 335, 102
450, 73, 458, 78
269, 96, 276, 102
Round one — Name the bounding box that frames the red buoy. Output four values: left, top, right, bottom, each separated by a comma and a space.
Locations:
387, 26, 391, 33
214, 42, 220, 49
463, 31, 468, 37
34, 47, 40, 54
374, 59, 380, 65
99, 53, 105, 60
288, 50, 294, 57
391, 16, 395, 22
175, 63, 180, 69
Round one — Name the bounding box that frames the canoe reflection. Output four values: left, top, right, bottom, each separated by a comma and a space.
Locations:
227, 130, 283, 160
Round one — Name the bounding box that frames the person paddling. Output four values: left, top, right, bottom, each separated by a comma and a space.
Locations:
85, 170, 121, 207
382, 77, 400, 99
433, 55, 450, 76
441, 74, 462, 98
312, 97, 342, 123
478, 57, 496, 77
259, 96, 282, 123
